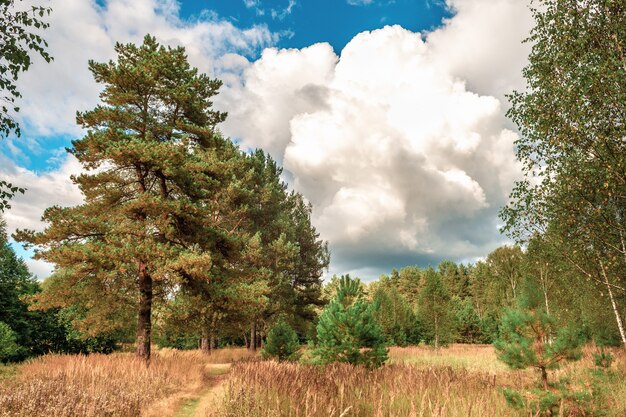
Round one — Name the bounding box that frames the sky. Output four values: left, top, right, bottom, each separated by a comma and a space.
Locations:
0, 0, 535, 280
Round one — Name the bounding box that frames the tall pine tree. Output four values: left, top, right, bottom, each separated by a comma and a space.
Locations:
15, 35, 229, 363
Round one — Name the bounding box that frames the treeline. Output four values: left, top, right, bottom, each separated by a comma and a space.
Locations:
5, 222, 624, 364
356, 240, 625, 349
0, 222, 117, 362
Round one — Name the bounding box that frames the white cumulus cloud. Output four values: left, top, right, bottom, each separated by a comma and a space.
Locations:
14, 0, 278, 139
217, 0, 534, 278
3, 0, 535, 280
1, 154, 84, 278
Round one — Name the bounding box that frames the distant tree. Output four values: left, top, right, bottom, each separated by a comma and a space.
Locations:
439, 260, 470, 299
312, 275, 388, 368
262, 318, 300, 362
452, 297, 483, 344
0, 321, 19, 362
396, 266, 422, 305
487, 246, 523, 303
468, 261, 502, 320
478, 311, 500, 344
323, 274, 366, 303
418, 267, 453, 348
0, 218, 44, 359
372, 277, 418, 346
1, 219, 117, 359
0, 0, 53, 211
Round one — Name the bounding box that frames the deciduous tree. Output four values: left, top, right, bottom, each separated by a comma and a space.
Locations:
0, 0, 52, 211
500, 0, 626, 347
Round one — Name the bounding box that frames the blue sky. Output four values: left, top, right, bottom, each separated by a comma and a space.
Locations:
180, 0, 450, 52
1, 0, 534, 280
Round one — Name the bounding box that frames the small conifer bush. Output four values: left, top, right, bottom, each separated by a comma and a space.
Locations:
0, 322, 20, 362
311, 275, 388, 369
262, 319, 300, 362
496, 282, 585, 416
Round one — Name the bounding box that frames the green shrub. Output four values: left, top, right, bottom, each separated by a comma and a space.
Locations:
262, 319, 300, 362
310, 275, 388, 369
0, 322, 20, 362
502, 385, 595, 417
592, 345, 614, 369
495, 282, 583, 390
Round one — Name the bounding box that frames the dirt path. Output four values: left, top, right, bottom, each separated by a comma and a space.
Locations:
173, 363, 231, 417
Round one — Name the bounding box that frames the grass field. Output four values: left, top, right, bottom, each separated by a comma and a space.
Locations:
211, 345, 626, 417
0, 345, 624, 417
0, 348, 253, 417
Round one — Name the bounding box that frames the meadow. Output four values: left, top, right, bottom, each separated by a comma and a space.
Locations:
0, 344, 624, 417
0, 348, 253, 417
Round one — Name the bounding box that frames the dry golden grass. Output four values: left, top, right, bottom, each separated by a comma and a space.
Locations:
210, 344, 626, 417
1, 345, 623, 417
387, 344, 510, 373
0, 347, 256, 417
212, 361, 518, 417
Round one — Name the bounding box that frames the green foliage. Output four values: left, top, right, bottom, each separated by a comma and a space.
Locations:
496, 283, 583, 391
417, 267, 453, 348
478, 312, 500, 344
439, 260, 470, 299
496, 308, 583, 371
452, 298, 483, 344
371, 278, 419, 346
0, 181, 25, 213
500, 0, 626, 348
0, 220, 36, 350
262, 319, 300, 362
0, 0, 52, 212
13, 35, 240, 361
311, 275, 388, 369
8, 35, 329, 360
0, 0, 52, 138
503, 385, 595, 417
486, 246, 523, 304
0, 321, 20, 362
1, 220, 121, 360
592, 346, 614, 369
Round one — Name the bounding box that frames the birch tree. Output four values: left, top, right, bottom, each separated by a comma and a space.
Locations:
500, 0, 626, 347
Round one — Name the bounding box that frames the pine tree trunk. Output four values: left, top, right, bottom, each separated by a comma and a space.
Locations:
249, 322, 257, 351
243, 332, 248, 349
601, 262, 626, 349
136, 261, 152, 364
210, 334, 217, 351
201, 328, 210, 354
